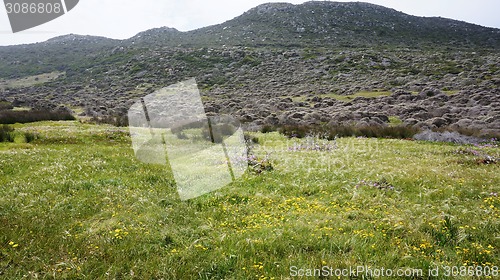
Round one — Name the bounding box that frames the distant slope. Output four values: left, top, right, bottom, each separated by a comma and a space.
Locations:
0, 34, 119, 79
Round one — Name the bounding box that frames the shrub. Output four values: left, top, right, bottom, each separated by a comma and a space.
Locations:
260, 125, 277, 134
0, 110, 75, 124
413, 130, 483, 145
0, 101, 13, 111
0, 125, 41, 143
23, 131, 39, 143
278, 125, 310, 139
278, 124, 420, 140
431, 126, 500, 139
0, 124, 14, 142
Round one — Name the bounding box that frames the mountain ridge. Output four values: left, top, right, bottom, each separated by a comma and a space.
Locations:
126, 1, 500, 49
1, 1, 499, 51
1, 1, 499, 79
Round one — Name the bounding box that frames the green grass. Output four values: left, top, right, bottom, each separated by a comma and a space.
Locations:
443, 90, 460, 96
388, 116, 404, 126
0, 121, 499, 279
329, 90, 392, 102
293, 91, 394, 102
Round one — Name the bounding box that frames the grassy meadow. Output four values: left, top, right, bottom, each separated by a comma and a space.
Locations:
0, 121, 499, 279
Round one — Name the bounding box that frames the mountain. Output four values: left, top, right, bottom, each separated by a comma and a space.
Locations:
1, 1, 500, 79
0, 2, 499, 136
131, 1, 500, 49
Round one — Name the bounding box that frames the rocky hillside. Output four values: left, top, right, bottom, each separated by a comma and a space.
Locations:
185, 2, 500, 49
0, 1, 499, 136
125, 2, 500, 49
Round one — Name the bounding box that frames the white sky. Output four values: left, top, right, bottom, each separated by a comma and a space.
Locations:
0, 0, 499, 46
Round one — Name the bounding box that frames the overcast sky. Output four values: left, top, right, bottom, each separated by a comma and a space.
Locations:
1, 0, 499, 46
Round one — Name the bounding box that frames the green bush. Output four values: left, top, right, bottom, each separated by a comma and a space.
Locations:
24, 131, 39, 143
260, 125, 277, 133
0, 125, 41, 143
0, 101, 13, 111
0, 110, 75, 124
0, 124, 14, 142
278, 124, 420, 140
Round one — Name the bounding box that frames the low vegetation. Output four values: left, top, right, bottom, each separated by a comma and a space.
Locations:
277, 123, 420, 140
0, 124, 14, 142
0, 110, 75, 124
0, 124, 38, 143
